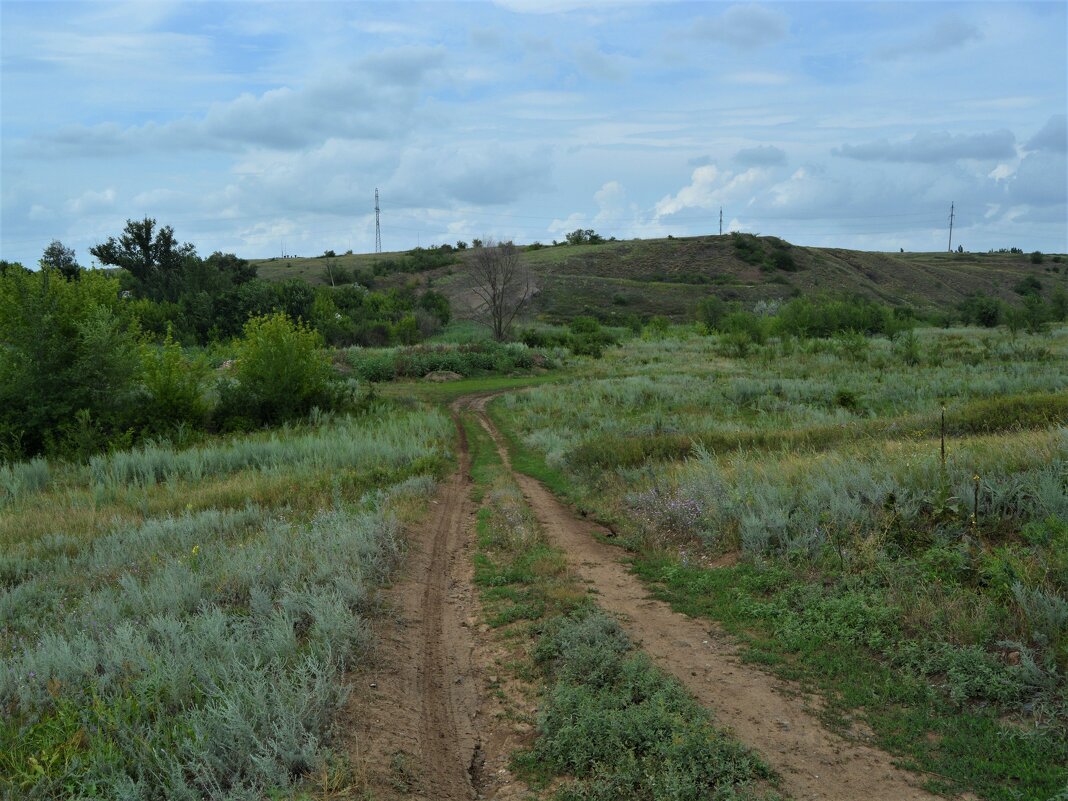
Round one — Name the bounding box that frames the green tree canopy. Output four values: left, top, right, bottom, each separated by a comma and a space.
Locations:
90, 217, 197, 302
40, 239, 82, 280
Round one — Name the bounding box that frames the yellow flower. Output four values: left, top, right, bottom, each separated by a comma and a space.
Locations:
191, 545, 200, 557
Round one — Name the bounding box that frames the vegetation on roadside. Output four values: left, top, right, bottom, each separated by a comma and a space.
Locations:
461, 414, 780, 801
487, 324, 1068, 800
0, 403, 453, 799
346, 340, 563, 383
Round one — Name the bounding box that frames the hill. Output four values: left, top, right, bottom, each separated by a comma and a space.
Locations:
250, 235, 1065, 323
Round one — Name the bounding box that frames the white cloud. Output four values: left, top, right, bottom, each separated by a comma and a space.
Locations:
655, 165, 775, 218
548, 212, 587, 236
64, 188, 116, 215
28, 204, 55, 222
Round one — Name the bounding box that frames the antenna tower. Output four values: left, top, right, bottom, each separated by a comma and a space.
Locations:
947, 202, 955, 253
719, 207, 723, 236
374, 189, 382, 254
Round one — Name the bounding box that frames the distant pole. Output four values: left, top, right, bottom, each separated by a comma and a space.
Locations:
374, 189, 382, 254
719, 207, 723, 235
947, 202, 955, 253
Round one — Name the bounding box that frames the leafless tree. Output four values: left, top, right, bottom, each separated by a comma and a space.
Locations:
466, 239, 533, 341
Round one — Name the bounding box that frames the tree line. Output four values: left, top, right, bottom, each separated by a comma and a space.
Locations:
0, 219, 455, 461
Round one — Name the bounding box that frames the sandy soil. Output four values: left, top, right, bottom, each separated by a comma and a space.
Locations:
341, 412, 532, 800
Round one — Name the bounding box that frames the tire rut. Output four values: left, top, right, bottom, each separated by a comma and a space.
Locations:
343, 413, 495, 800
466, 394, 941, 801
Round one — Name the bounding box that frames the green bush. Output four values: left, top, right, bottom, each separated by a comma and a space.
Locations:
230, 313, 333, 425
695, 295, 727, 329
0, 269, 141, 458
137, 332, 209, 433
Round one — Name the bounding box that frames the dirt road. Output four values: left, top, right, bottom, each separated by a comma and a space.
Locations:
343, 416, 484, 800
467, 394, 940, 801
345, 393, 941, 801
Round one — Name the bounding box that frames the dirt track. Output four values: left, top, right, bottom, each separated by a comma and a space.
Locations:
343, 415, 483, 800
345, 393, 942, 801
467, 394, 940, 801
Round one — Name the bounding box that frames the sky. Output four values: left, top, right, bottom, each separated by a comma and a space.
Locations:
1, 0, 1066, 267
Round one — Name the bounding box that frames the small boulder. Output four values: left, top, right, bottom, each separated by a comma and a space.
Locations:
423, 370, 464, 382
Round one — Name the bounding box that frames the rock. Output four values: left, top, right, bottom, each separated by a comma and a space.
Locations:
423, 370, 464, 382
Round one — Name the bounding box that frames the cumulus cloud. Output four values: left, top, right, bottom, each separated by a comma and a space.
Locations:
833, 130, 1015, 163
1026, 115, 1067, 153
688, 4, 790, 48
733, 145, 786, 166
655, 164, 774, 218
593, 180, 628, 223
64, 188, 116, 215
877, 16, 981, 60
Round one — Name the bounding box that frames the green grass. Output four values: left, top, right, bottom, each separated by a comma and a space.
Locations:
254, 235, 1064, 325
631, 557, 1067, 801
485, 325, 1068, 801
513, 608, 782, 801
0, 404, 451, 799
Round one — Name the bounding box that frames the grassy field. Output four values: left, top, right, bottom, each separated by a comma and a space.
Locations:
486, 324, 1068, 800
254, 235, 1065, 323
0, 405, 453, 799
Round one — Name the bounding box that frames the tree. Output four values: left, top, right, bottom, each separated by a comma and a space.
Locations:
565, 228, 604, 245
0, 260, 27, 277
40, 240, 81, 279
0, 269, 140, 457
90, 218, 197, 302
465, 240, 533, 341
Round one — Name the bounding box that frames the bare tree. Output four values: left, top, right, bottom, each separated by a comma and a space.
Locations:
466, 240, 533, 341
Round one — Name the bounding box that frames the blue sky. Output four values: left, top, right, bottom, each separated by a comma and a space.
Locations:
2, 1, 1065, 266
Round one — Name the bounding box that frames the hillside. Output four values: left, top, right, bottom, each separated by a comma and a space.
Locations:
251, 235, 1065, 323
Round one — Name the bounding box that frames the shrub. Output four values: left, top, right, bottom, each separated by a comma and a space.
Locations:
137, 331, 209, 433
230, 313, 332, 425
570, 316, 601, 335
774, 295, 893, 338
347, 341, 559, 381
719, 310, 768, 344
1015, 274, 1043, 296
959, 293, 1002, 327
695, 295, 727, 329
